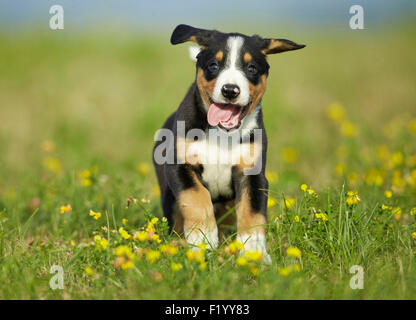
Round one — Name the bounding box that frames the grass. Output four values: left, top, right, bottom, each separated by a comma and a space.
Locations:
0, 25, 416, 299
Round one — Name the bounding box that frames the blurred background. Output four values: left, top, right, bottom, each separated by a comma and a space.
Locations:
0, 0, 415, 211
1, 1, 416, 299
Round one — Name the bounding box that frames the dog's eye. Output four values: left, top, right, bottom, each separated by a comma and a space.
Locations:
247, 64, 257, 74
208, 62, 219, 72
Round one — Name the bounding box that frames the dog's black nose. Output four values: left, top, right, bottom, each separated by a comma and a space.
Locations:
221, 84, 240, 99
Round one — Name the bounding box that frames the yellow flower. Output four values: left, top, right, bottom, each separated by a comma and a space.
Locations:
146, 221, 156, 233
346, 190, 360, 205
284, 197, 296, 209
406, 155, 416, 168
267, 197, 277, 208
278, 267, 291, 277
409, 170, 416, 187
78, 169, 94, 187
118, 227, 131, 240
300, 184, 308, 192
43, 157, 62, 174
334, 163, 347, 177
89, 210, 102, 220
119, 259, 134, 270
115, 245, 134, 259
340, 121, 358, 137
122, 218, 128, 225
236, 257, 248, 267
286, 246, 301, 259
391, 152, 404, 167
79, 169, 91, 179
99, 239, 108, 250
364, 168, 385, 186
392, 207, 402, 221
281, 147, 298, 164
412, 232, 416, 239
137, 162, 151, 175
140, 197, 150, 204
392, 170, 406, 192
145, 250, 161, 264
315, 212, 328, 221
85, 266, 94, 276
244, 250, 263, 262
292, 264, 301, 272
171, 262, 183, 271
151, 234, 162, 243
410, 208, 416, 216
326, 102, 345, 123
384, 190, 393, 198
186, 249, 195, 261
81, 178, 93, 187
266, 171, 278, 184
381, 204, 392, 211
150, 217, 159, 224
408, 119, 416, 135
94, 236, 108, 251
199, 261, 207, 271
228, 240, 244, 254
135, 231, 148, 242
250, 267, 259, 276
152, 185, 161, 197
347, 172, 359, 186
377, 145, 390, 161
114, 245, 135, 270
159, 244, 178, 256
294, 215, 300, 223
60, 204, 72, 215
194, 251, 205, 263
198, 243, 207, 251
120, 260, 134, 270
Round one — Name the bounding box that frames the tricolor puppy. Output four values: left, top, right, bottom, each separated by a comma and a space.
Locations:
153, 24, 304, 262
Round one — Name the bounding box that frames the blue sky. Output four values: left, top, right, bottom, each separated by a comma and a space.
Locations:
1, 0, 415, 34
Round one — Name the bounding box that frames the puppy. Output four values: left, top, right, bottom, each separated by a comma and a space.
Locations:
153, 24, 304, 262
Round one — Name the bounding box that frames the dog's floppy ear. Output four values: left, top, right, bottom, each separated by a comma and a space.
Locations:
260, 38, 305, 55
170, 24, 214, 47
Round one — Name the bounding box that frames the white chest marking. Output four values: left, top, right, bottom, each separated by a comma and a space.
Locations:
201, 163, 233, 200
175, 107, 262, 199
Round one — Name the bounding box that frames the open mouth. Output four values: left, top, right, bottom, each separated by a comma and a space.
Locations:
207, 99, 249, 131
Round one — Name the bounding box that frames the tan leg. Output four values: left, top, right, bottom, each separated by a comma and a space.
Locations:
177, 177, 218, 250
236, 188, 271, 263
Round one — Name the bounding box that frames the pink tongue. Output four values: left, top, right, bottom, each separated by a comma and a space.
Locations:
207, 103, 241, 128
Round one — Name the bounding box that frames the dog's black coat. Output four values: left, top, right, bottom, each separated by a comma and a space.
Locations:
153, 24, 304, 235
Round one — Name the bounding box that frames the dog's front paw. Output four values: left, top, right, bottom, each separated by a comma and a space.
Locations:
185, 226, 219, 250
237, 232, 271, 264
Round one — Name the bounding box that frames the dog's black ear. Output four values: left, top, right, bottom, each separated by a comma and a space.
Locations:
170, 24, 214, 47
260, 38, 305, 55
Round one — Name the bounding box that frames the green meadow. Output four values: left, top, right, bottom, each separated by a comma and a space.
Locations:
0, 24, 415, 299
